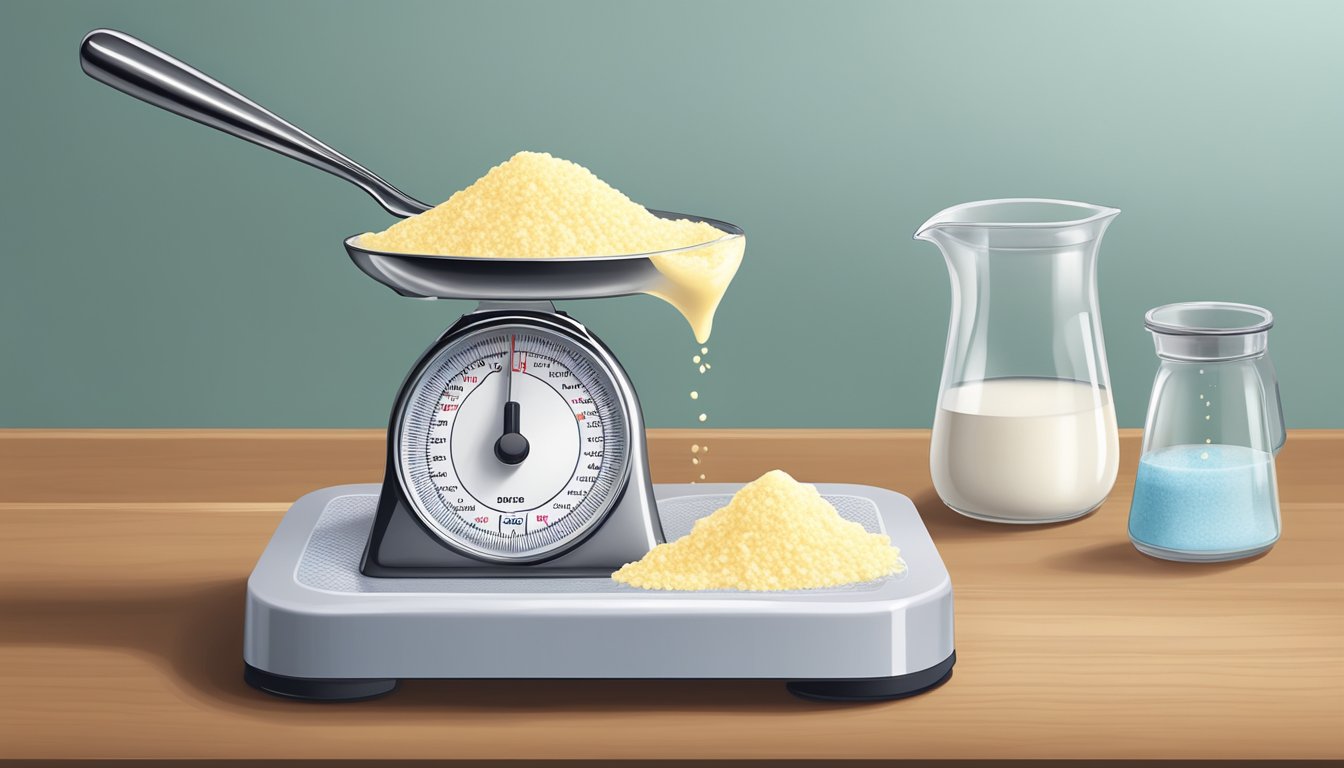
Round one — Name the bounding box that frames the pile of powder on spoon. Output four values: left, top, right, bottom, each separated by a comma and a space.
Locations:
359, 151, 742, 342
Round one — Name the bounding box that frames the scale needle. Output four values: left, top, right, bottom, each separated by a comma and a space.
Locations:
494, 335, 530, 465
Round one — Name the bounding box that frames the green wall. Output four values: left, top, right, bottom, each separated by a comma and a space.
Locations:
3, 0, 1341, 428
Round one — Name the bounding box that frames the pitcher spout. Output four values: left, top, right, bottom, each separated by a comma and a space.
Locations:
914, 198, 1120, 248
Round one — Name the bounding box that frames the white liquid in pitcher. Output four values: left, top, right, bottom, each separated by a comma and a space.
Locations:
931, 378, 1119, 523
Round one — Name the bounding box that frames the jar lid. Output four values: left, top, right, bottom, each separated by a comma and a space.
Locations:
1145, 302, 1274, 362
1144, 302, 1274, 337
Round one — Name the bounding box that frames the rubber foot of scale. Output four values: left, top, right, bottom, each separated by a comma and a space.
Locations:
786, 651, 956, 702
244, 663, 398, 702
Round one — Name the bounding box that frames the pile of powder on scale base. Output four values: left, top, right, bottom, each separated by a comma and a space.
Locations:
359, 151, 742, 342
613, 470, 904, 591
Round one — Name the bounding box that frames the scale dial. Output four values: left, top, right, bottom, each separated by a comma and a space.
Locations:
395, 322, 631, 563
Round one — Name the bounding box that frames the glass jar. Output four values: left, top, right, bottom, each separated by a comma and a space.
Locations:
1128, 302, 1284, 562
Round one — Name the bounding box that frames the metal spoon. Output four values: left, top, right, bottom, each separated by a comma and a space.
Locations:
79, 28, 430, 219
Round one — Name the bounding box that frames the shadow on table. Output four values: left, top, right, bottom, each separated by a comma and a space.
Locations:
910, 486, 1080, 541
1044, 540, 1267, 577
2, 578, 942, 718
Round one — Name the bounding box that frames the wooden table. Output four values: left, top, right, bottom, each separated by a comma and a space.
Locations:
2, 429, 1340, 764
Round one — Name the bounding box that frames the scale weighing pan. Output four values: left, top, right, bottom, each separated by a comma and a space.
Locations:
245, 482, 956, 702
346, 212, 745, 300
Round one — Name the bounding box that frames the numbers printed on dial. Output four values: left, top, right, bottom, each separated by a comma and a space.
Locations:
397, 326, 628, 558
429, 349, 600, 533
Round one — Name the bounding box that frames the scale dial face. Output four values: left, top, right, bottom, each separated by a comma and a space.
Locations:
396, 323, 631, 563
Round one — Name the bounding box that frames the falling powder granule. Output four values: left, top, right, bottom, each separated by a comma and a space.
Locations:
612, 470, 904, 591
359, 151, 743, 342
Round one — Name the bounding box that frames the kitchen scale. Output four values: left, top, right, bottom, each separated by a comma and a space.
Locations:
82, 29, 956, 702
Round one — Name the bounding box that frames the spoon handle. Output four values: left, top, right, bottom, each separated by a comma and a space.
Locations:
79, 28, 431, 219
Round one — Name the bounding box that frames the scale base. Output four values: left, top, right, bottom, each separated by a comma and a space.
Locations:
242, 652, 955, 703
244, 483, 956, 702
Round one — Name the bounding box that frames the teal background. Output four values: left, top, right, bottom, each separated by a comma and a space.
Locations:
3, 0, 1341, 428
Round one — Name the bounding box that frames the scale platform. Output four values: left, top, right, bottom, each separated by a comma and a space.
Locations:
244, 483, 955, 702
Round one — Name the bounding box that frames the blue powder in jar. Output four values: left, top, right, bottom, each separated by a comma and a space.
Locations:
1128, 444, 1280, 558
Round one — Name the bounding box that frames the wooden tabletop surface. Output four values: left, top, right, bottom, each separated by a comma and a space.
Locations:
1, 428, 1340, 763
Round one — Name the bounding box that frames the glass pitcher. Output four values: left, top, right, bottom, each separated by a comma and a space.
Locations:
915, 199, 1121, 524
1128, 302, 1284, 561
